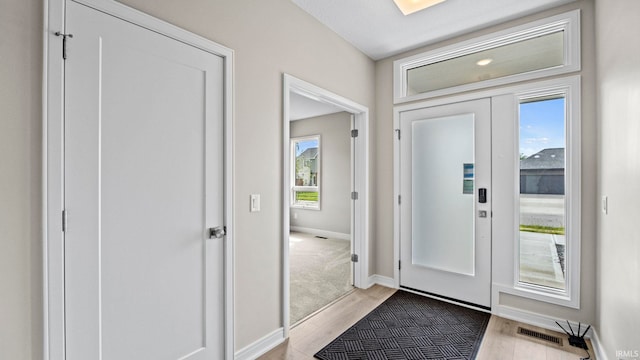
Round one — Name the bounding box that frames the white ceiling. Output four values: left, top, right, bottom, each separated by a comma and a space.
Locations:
292, 0, 576, 60
289, 92, 345, 121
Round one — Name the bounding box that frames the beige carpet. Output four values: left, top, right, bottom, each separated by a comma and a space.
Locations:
289, 232, 353, 325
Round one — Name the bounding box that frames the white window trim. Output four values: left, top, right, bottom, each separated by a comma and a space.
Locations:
509, 76, 581, 308
291, 135, 321, 210
393, 10, 581, 104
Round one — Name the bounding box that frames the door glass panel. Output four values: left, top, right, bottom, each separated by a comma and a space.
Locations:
412, 113, 475, 275
518, 97, 566, 290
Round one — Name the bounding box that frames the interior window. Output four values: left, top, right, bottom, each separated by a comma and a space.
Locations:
291, 136, 320, 209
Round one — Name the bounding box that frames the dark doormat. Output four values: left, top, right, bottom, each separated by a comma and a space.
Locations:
314, 290, 490, 360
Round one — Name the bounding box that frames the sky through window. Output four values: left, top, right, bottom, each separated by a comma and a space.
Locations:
519, 97, 565, 157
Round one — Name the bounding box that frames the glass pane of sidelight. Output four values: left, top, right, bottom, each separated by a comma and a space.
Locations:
518, 97, 566, 290
412, 113, 475, 275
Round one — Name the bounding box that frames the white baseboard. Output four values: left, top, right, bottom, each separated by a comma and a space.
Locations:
235, 327, 285, 360
493, 304, 594, 339
590, 328, 609, 360
290, 226, 350, 241
367, 274, 396, 289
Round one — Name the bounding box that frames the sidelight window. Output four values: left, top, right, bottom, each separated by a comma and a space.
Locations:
518, 97, 567, 290
514, 78, 581, 307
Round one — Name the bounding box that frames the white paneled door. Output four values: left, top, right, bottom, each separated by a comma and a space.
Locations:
63, 2, 225, 359
398, 99, 491, 308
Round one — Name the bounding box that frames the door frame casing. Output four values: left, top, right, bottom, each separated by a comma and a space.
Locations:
43, 1, 235, 359
282, 74, 370, 336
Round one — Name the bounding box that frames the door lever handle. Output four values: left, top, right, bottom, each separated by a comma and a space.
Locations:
209, 226, 226, 239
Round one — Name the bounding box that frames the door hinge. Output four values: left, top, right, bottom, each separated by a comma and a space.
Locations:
351, 191, 359, 200
398, 260, 401, 270
351, 254, 359, 263
62, 210, 68, 232
209, 226, 226, 239
398, 195, 401, 205
55, 32, 73, 60
395, 129, 401, 140
351, 129, 359, 138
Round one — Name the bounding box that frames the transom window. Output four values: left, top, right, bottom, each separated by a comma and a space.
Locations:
291, 136, 320, 209
394, 10, 580, 103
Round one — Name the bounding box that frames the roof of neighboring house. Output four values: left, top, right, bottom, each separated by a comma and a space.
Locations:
298, 147, 318, 160
520, 148, 564, 170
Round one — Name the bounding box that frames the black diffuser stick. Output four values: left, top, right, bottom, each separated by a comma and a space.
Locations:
556, 321, 571, 336
567, 320, 576, 335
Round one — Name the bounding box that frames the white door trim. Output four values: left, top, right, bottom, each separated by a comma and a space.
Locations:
43, 1, 234, 359
282, 74, 370, 337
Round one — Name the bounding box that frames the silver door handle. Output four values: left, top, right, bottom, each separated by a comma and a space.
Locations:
209, 226, 226, 239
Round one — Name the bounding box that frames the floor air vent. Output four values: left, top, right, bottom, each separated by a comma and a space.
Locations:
517, 327, 563, 346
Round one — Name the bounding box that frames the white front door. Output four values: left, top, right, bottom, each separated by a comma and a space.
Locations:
398, 99, 491, 308
64, 1, 225, 358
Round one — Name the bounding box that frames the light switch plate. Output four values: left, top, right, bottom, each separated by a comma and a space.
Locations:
250, 194, 261, 212
601, 196, 608, 214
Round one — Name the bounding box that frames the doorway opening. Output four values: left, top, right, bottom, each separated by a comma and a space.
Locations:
289, 119, 353, 325
283, 74, 369, 334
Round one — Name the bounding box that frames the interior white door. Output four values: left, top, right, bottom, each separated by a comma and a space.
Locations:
64, 1, 225, 359
399, 99, 491, 308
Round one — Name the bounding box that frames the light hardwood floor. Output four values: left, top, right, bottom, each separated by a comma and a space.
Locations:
259, 285, 593, 360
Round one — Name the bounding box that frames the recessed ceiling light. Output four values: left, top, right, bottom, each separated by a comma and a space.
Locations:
476, 58, 493, 66
393, 0, 447, 16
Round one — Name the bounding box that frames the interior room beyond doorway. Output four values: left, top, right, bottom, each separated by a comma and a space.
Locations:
289, 232, 352, 324
289, 109, 354, 325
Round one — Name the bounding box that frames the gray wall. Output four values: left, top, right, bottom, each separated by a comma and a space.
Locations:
0, 0, 43, 359
374, 0, 597, 326
290, 112, 351, 235
0, 0, 376, 356
595, 0, 640, 355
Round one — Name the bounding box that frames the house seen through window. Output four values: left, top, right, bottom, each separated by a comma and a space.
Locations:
292, 136, 320, 209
